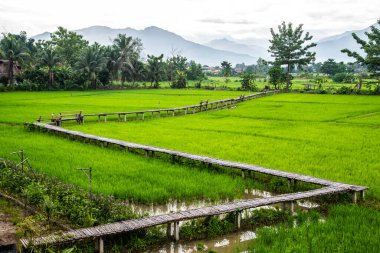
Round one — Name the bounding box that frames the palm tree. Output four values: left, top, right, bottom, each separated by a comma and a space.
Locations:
113, 34, 142, 85
146, 54, 165, 88
76, 43, 105, 89
0, 33, 29, 86
40, 46, 60, 88
104, 46, 119, 83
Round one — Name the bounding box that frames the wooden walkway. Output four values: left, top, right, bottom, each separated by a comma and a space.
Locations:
28, 122, 367, 192
20, 185, 361, 247
45, 90, 280, 125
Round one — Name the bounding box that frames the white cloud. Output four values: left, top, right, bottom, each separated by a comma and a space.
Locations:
0, 0, 379, 43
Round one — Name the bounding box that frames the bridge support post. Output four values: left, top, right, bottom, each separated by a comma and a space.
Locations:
359, 190, 365, 201
95, 237, 104, 253
185, 108, 188, 115
236, 211, 241, 229
142, 113, 145, 120
166, 223, 172, 238
352, 191, 357, 204
124, 114, 127, 122
290, 201, 295, 214
242, 170, 245, 179
174, 221, 180, 241
145, 150, 149, 157
104, 116, 107, 122
287, 179, 292, 189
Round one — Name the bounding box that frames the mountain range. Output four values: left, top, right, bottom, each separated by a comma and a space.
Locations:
32, 23, 379, 66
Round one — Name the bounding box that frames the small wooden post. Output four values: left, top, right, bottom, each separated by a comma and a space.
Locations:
95, 237, 104, 253
104, 115, 107, 122
124, 114, 127, 122
172, 110, 175, 117
166, 223, 172, 238
290, 201, 295, 214
287, 178, 292, 189
236, 211, 241, 229
359, 190, 365, 201
242, 170, 245, 179
174, 221, 179, 241
142, 113, 145, 120
193, 107, 196, 114
352, 191, 357, 204
145, 150, 149, 157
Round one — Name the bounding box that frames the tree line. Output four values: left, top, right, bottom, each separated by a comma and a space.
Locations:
0, 27, 205, 90
1, 20, 379, 93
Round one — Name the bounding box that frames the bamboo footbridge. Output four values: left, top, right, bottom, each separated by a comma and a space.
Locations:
21, 91, 368, 250
22, 122, 368, 249
20, 185, 362, 248
41, 90, 280, 126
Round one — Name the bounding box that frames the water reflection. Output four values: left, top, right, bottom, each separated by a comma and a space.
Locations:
152, 229, 257, 253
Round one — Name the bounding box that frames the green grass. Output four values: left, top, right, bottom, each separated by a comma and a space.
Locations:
0, 89, 255, 203
250, 205, 380, 252
0, 124, 249, 203
66, 94, 380, 200
0, 89, 249, 124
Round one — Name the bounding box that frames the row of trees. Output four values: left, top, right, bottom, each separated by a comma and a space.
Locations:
0, 27, 205, 90
223, 20, 379, 92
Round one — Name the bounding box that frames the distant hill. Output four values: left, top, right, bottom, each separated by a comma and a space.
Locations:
32, 26, 258, 66
205, 38, 268, 60
315, 23, 379, 62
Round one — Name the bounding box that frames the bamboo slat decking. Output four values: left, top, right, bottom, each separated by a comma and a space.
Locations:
28, 122, 367, 192
19, 185, 358, 247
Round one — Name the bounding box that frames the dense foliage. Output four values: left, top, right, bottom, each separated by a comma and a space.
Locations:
0, 28, 206, 90
0, 159, 137, 227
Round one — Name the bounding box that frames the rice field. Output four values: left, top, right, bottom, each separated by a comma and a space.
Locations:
0, 89, 253, 203
250, 205, 380, 252
66, 94, 380, 200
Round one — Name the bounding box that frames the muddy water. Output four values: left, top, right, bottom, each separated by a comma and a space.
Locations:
128, 189, 320, 253
151, 229, 256, 253
128, 189, 275, 216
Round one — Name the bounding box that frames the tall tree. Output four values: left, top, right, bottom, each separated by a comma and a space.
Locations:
268, 21, 316, 90
146, 54, 165, 88
341, 20, 380, 81
0, 33, 29, 85
76, 43, 105, 89
113, 34, 142, 85
40, 45, 60, 88
50, 27, 88, 67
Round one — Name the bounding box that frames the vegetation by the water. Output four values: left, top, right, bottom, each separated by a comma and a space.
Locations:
67, 93, 380, 200
0, 160, 136, 227
250, 205, 380, 252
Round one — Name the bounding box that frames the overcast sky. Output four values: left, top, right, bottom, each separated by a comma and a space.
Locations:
0, 0, 379, 43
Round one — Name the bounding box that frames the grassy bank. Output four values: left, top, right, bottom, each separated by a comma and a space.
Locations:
66, 94, 380, 199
